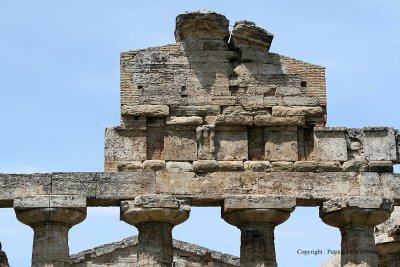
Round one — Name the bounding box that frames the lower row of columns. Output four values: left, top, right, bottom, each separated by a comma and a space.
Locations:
14, 195, 396, 267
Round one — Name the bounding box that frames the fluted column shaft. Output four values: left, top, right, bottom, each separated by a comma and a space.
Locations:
320, 196, 393, 267
120, 194, 190, 267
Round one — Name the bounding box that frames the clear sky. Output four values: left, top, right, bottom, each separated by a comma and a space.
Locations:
0, 1, 399, 266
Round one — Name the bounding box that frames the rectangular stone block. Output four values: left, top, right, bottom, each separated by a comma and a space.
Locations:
170, 105, 221, 116
254, 115, 305, 126
224, 195, 296, 212
166, 116, 203, 125
164, 129, 197, 161
215, 114, 253, 126
105, 128, 146, 161
272, 106, 323, 117
14, 195, 86, 208
146, 127, 164, 160
96, 172, 156, 200
218, 161, 244, 172
314, 127, 347, 161
363, 127, 397, 161
282, 96, 319, 106
215, 127, 248, 160
265, 127, 298, 161
196, 125, 216, 160
51, 172, 97, 198
121, 104, 169, 116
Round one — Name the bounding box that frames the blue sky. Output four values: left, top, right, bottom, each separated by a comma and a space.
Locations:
0, 1, 399, 266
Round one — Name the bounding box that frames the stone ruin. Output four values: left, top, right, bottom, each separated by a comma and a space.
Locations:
0, 10, 399, 267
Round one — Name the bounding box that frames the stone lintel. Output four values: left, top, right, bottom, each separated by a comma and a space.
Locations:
223, 195, 296, 213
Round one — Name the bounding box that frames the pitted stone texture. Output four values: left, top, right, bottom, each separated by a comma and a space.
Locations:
314, 127, 347, 161
166, 116, 203, 125
105, 128, 146, 161
265, 127, 298, 161
175, 10, 229, 42
120, 194, 190, 226
363, 127, 397, 161
14, 195, 86, 209
166, 161, 193, 172
164, 129, 197, 161
193, 160, 219, 173
215, 127, 248, 161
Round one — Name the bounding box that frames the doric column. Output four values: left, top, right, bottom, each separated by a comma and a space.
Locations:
320, 196, 393, 267
222, 195, 296, 267
120, 194, 190, 267
14, 196, 87, 267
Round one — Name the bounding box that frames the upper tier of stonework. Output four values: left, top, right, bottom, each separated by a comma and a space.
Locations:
120, 10, 327, 128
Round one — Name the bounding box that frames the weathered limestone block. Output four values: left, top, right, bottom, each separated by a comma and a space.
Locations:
15, 199, 86, 267
174, 10, 229, 42
197, 125, 216, 160
166, 116, 203, 125
105, 128, 146, 161
117, 161, 142, 172
265, 127, 298, 161
244, 161, 271, 172
164, 129, 197, 161
215, 126, 248, 160
320, 197, 393, 267
193, 160, 219, 173
293, 161, 318, 172
254, 115, 305, 126
121, 195, 190, 267
166, 161, 193, 172
318, 161, 342, 172
170, 105, 221, 116
215, 115, 253, 126
222, 195, 295, 267
314, 127, 347, 161
121, 115, 146, 130
142, 160, 166, 171
363, 127, 397, 161
368, 161, 393, 172
272, 106, 323, 117
270, 161, 294, 172
121, 104, 169, 116
282, 96, 319, 106
342, 160, 368, 172
219, 161, 244, 172
231, 20, 274, 51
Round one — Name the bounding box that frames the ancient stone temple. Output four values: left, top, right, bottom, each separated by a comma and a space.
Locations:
0, 10, 399, 267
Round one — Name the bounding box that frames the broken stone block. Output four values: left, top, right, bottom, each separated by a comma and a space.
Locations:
342, 161, 368, 172
218, 161, 244, 172
314, 127, 347, 161
215, 126, 248, 160
363, 127, 397, 161
164, 129, 197, 161
265, 127, 298, 161
166, 161, 193, 172
231, 20, 274, 51
196, 125, 216, 160
293, 161, 318, 172
318, 162, 342, 172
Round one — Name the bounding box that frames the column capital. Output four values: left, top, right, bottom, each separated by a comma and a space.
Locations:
120, 194, 190, 226
320, 196, 393, 228
222, 195, 296, 227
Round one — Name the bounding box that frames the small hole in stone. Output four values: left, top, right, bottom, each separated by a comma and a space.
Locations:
229, 85, 239, 95
134, 116, 139, 121
137, 85, 143, 89
301, 81, 307, 87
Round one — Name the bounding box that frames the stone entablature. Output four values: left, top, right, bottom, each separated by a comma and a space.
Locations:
0, 10, 399, 267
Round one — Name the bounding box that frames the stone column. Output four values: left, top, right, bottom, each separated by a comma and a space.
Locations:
320, 196, 393, 267
222, 195, 296, 267
120, 194, 190, 267
14, 196, 87, 267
